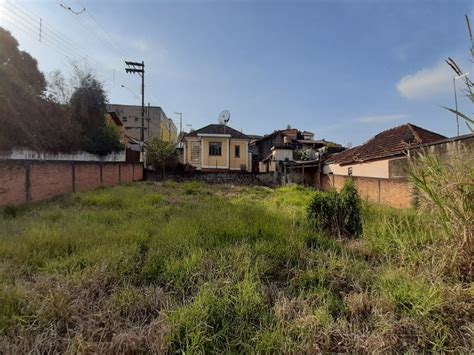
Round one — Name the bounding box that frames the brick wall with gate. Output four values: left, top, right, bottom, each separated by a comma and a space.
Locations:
0, 160, 143, 207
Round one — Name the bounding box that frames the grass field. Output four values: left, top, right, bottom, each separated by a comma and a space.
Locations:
0, 182, 472, 353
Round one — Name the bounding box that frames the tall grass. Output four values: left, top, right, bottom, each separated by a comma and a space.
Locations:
408, 152, 473, 281
0, 183, 471, 352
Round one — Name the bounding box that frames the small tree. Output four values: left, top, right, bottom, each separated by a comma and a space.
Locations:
147, 138, 178, 184
67, 67, 123, 155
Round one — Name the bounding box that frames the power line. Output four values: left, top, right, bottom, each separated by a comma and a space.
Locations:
2, 0, 161, 105
1, 1, 137, 87
0, 12, 109, 84
75, 0, 129, 59
68, 0, 161, 104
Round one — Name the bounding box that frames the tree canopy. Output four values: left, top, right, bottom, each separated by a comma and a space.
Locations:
0, 27, 122, 155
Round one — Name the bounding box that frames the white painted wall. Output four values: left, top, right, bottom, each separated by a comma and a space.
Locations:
323, 159, 389, 178
0, 149, 126, 162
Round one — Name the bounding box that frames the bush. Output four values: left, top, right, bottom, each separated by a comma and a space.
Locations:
82, 123, 123, 156
307, 180, 362, 238
339, 180, 363, 237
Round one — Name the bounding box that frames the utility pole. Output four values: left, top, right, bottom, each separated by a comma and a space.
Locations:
147, 102, 150, 137
125, 61, 145, 148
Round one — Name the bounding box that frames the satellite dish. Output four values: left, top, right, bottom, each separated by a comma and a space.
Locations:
218, 110, 231, 125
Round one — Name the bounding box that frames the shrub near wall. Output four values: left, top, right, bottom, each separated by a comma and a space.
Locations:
308, 180, 362, 238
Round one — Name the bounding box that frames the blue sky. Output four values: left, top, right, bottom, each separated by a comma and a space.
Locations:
1, 0, 473, 145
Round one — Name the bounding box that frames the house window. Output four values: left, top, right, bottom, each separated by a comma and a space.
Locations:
134, 117, 139, 122
209, 142, 222, 156
122, 117, 128, 122
348, 167, 353, 176
235, 145, 240, 158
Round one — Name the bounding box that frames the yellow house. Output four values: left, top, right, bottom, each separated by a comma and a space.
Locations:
182, 124, 251, 171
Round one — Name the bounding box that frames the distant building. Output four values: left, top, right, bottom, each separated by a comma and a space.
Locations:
160, 116, 178, 142
251, 128, 342, 172
106, 104, 177, 143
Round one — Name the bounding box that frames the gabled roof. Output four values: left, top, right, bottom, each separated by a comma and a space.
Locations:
183, 124, 249, 139
326, 123, 446, 165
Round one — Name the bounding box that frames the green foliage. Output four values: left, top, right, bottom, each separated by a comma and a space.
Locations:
166, 279, 269, 352
82, 122, 123, 155
0, 183, 470, 352
0, 28, 121, 154
294, 147, 317, 161
0, 27, 81, 152
69, 70, 108, 138
307, 180, 362, 237
68, 68, 122, 155
408, 152, 473, 281
147, 138, 178, 181
339, 180, 363, 237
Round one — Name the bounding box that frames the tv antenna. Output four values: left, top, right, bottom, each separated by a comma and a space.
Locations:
218, 110, 230, 134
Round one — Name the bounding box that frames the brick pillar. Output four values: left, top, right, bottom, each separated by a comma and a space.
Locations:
72, 162, 76, 193
25, 161, 32, 203
99, 162, 103, 184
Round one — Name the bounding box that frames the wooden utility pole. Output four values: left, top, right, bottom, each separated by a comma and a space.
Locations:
125, 61, 145, 149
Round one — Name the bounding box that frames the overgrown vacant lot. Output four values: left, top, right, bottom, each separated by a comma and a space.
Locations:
0, 182, 472, 353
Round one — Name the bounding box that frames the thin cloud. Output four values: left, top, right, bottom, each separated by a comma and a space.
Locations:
358, 114, 410, 124
131, 39, 150, 53
396, 61, 453, 100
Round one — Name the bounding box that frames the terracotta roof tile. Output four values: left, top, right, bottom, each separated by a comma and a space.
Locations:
326, 123, 446, 165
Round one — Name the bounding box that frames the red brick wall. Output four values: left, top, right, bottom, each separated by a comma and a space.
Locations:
133, 163, 143, 181
121, 164, 133, 183
30, 162, 73, 201
0, 160, 143, 206
102, 164, 120, 186
0, 161, 27, 205
320, 174, 412, 209
75, 163, 101, 192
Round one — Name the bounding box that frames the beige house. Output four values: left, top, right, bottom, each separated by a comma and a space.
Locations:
323, 123, 447, 179
182, 124, 251, 171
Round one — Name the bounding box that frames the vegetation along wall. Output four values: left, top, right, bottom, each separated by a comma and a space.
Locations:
321, 174, 413, 209
0, 160, 143, 206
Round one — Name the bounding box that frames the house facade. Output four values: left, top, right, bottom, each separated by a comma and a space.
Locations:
252, 128, 342, 173
321, 123, 449, 208
182, 124, 251, 171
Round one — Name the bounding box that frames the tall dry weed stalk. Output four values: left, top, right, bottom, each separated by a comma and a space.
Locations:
408, 151, 473, 281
